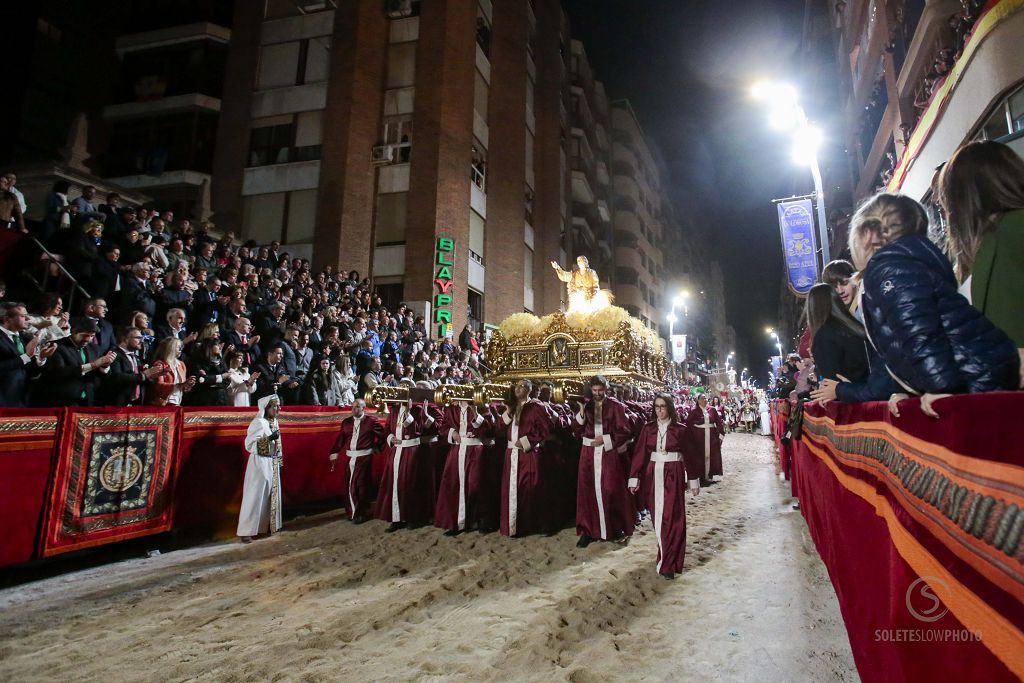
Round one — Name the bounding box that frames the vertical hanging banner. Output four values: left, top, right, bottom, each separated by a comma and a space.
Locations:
776, 198, 819, 295
670, 334, 687, 363
434, 237, 454, 337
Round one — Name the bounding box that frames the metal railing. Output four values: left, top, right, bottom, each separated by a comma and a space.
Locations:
20, 234, 91, 313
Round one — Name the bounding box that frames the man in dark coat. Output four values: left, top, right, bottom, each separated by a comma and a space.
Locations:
36, 318, 116, 407
0, 303, 57, 407
98, 326, 162, 406
82, 297, 117, 355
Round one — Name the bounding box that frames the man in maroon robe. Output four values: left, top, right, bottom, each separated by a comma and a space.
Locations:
497, 379, 556, 537
434, 401, 494, 535
329, 398, 386, 523
374, 400, 437, 531
683, 394, 724, 485
573, 375, 634, 547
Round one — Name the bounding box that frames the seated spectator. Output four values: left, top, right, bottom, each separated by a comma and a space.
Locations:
302, 357, 343, 406
148, 337, 194, 406
36, 318, 116, 407
813, 193, 1019, 411
223, 316, 261, 367
805, 283, 868, 383
939, 140, 1024, 351
155, 308, 195, 345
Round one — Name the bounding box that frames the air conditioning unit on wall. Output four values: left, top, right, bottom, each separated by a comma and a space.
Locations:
385, 0, 413, 19
371, 145, 395, 164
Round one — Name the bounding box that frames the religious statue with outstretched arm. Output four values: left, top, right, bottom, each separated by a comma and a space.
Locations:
550, 255, 609, 314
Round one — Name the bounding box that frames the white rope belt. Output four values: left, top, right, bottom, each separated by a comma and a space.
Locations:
457, 437, 484, 446
650, 451, 681, 463
396, 439, 421, 448
347, 448, 373, 458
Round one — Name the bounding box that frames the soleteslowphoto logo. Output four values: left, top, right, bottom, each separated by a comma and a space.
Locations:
906, 576, 949, 623
874, 575, 982, 643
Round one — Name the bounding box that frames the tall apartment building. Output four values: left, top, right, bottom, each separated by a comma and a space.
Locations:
212, 0, 573, 336
823, 0, 1024, 203
609, 100, 667, 331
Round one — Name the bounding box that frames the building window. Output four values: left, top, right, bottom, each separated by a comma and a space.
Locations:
376, 192, 407, 245
469, 209, 485, 264
242, 189, 319, 244
476, 8, 491, 57
467, 289, 484, 330
387, 42, 417, 88
382, 116, 413, 163
265, 0, 337, 19
258, 38, 331, 89
248, 112, 323, 167
974, 81, 1024, 140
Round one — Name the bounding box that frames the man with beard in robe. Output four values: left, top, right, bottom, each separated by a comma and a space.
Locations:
683, 393, 724, 486
329, 398, 386, 523
375, 398, 438, 531
238, 394, 284, 542
573, 375, 634, 548
435, 399, 494, 535
497, 379, 556, 537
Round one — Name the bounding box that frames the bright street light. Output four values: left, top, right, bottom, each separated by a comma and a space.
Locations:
751, 80, 831, 265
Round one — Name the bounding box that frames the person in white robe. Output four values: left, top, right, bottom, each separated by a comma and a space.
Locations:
237, 394, 284, 541
759, 396, 771, 436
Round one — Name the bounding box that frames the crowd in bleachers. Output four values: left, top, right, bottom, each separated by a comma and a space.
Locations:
0, 179, 488, 409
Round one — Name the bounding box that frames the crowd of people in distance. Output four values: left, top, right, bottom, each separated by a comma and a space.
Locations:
239, 375, 737, 580
769, 140, 1023, 418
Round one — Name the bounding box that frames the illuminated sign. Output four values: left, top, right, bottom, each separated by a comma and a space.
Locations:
434, 237, 454, 337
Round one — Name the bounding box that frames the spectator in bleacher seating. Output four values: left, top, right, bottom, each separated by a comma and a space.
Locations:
0, 174, 26, 233
90, 244, 122, 301
81, 297, 116, 354
119, 227, 146, 265
144, 233, 169, 271
67, 219, 103, 284
225, 351, 258, 407
99, 326, 162, 407
26, 293, 71, 347
294, 330, 313, 381
41, 181, 74, 245
188, 338, 230, 406
336, 355, 357, 405
166, 238, 190, 272
193, 241, 219, 275
357, 356, 382, 397
302, 356, 344, 406
99, 193, 128, 242
129, 310, 155, 359
256, 300, 287, 349
156, 271, 192, 320
155, 308, 196, 346
254, 344, 298, 403
813, 193, 1019, 414
148, 337, 194, 406
37, 317, 116, 407
2, 173, 26, 215
120, 262, 157, 322
148, 216, 172, 244
805, 283, 869, 384
71, 185, 106, 224
939, 140, 1024, 349
1, 302, 56, 408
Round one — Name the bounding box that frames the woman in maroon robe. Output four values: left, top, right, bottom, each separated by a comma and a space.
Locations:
683, 394, 724, 484
629, 393, 699, 578
497, 379, 556, 537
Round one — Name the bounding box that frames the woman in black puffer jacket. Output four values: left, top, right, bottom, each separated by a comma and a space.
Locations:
814, 193, 1018, 403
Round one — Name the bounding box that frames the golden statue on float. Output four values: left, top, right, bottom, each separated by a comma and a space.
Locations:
485, 255, 667, 388
550, 256, 612, 315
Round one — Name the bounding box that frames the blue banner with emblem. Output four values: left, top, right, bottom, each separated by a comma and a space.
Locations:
776, 199, 819, 295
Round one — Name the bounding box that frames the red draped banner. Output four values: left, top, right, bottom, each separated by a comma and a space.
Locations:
784, 395, 1024, 683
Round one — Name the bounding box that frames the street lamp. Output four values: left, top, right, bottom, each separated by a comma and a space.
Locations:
766, 328, 783, 357
667, 291, 690, 338
751, 81, 831, 265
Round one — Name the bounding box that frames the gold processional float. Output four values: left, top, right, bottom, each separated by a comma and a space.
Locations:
366, 256, 667, 411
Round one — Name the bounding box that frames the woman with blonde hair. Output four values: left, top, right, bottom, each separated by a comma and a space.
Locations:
812, 193, 1018, 416
939, 140, 1024, 346
148, 337, 196, 406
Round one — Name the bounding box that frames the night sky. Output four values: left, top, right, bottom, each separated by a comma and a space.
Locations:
564, 0, 807, 381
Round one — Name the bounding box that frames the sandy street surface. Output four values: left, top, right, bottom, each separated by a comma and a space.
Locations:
0, 434, 857, 682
